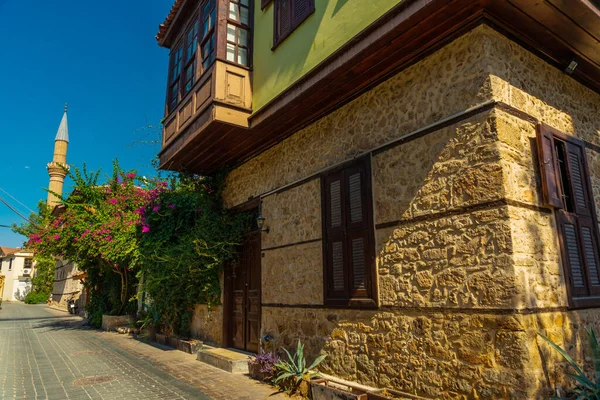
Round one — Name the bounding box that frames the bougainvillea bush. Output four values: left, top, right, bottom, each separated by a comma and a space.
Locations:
25, 162, 250, 332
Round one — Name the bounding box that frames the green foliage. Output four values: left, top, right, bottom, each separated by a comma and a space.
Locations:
275, 340, 326, 389
24, 291, 50, 304
539, 328, 600, 399
139, 172, 251, 336
24, 160, 250, 336
31, 255, 55, 294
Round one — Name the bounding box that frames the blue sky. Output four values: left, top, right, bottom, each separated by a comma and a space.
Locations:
0, 1, 173, 247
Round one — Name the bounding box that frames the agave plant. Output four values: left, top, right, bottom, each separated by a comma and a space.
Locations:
539, 328, 600, 399
274, 339, 326, 394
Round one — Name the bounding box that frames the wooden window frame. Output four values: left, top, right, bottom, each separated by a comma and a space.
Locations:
182, 19, 199, 95
225, 0, 252, 68
200, 0, 217, 71
272, 0, 315, 50
537, 123, 600, 309
167, 44, 183, 112
320, 156, 377, 308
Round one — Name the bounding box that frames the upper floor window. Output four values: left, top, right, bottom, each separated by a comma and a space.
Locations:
24, 258, 33, 269
168, 45, 183, 112
273, 0, 314, 48
201, 0, 217, 70
183, 21, 199, 95
226, 0, 251, 67
8, 258, 13, 271
321, 156, 376, 307
537, 124, 600, 308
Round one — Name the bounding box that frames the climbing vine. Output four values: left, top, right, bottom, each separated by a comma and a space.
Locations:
24, 162, 250, 333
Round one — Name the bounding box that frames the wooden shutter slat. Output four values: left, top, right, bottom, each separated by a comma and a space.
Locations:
348, 172, 363, 223
331, 241, 345, 292
558, 211, 589, 297
292, 0, 313, 25
277, 0, 292, 40
565, 141, 593, 217
564, 221, 586, 289
536, 124, 563, 208
351, 237, 366, 291
330, 180, 342, 228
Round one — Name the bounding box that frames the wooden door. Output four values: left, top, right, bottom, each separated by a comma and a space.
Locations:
229, 231, 261, 353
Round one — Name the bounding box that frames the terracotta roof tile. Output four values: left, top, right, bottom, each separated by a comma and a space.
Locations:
156, 0, 184, 44
0, 247, 20, 257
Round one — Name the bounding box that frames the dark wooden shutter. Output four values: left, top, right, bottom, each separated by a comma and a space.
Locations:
292, 0, 314, 26
553, 135, 600, 302
324, 172, 348, 298
558, 211, 588, 296
565, 141, 593, 217
536, 124, 563, 208
276, 0, 292, 41
322, 157, 374, 304
345, 166, 370, 297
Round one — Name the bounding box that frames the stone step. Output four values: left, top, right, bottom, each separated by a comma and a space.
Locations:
196, 347, 252, 374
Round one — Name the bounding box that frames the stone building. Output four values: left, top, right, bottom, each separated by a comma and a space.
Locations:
155, 0, 600, 398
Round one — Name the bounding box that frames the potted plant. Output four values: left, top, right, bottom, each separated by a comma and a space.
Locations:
137, 304, 160, 342
248, 352, 280, 382
274, 339, 327, 398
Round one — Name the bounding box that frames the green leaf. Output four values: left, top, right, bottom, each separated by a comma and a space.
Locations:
308, 354, 327, 371
539, 333, 588, 378
587, 327, 600, 384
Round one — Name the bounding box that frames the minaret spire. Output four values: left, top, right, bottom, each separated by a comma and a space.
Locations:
46, 105, 70, 208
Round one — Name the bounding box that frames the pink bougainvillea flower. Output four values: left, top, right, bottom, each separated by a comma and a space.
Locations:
168, 203, 175, 209
152, 205, 160, 212
142, 225, 150, 233
197, 208, 203, 213
107, 198, 118, 205
53, 235, 61, 240
160, 181, 168, 187
124, 173, 136, 179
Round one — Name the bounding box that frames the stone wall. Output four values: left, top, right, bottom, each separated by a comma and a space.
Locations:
219, 24, 600, 399
190, 304, 223, 345
52, 260, 85, 310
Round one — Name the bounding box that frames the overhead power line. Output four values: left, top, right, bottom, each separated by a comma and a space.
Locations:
0, 195, 37, 227
0, 188, 35, 214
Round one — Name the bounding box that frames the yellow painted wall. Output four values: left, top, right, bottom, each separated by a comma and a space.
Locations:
252, 0, 402, 112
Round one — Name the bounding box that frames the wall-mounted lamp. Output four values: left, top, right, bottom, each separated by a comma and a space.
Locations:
565, 60, 578, 75
256, 201, 269, 233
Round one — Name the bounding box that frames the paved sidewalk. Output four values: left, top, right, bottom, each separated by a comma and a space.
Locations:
95, 330, 285, 400
0, 302, 284, 400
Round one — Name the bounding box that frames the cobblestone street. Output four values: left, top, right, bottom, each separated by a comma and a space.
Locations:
0, 303, 281, 400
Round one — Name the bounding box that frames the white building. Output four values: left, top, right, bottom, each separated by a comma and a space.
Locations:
0, 247, 35, 301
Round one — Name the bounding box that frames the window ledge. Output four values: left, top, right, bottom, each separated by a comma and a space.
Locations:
571, 296, 600, 309
324, 298, 378, 309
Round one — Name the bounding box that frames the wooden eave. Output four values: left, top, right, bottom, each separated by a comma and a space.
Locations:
159, 0, 600, 174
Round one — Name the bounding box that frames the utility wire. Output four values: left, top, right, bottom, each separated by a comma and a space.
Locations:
0, 188, 35, 214
0, 195, 37, 227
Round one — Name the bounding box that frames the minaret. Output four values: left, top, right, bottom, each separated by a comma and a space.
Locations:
46, 104, 70, 208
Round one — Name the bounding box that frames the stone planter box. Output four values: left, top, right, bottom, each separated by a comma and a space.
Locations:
101, 315, 133, 332
367, 389, 430, 400
248, 362, 268, 381
311, 379, 367, 400
155, 333, 168, 346
177, 338, 201, 354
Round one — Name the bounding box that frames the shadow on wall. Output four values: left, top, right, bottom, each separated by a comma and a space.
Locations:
14, 287, 31, 301
260, 110, 541, 398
